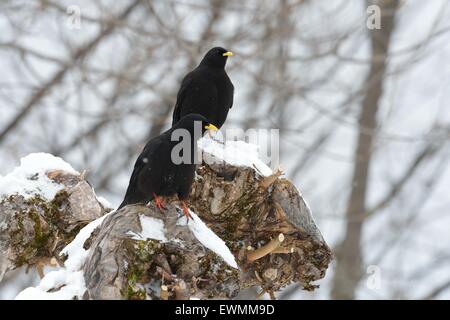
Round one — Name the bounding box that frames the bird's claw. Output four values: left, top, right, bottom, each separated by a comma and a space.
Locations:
182, 205, 192, 222
178, 200, 192, 223
153, 193, 167, 211
156, 201, 167, 211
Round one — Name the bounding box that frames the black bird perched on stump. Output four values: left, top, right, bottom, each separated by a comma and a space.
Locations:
118, 114, 218, 219
172, 47, 234, 129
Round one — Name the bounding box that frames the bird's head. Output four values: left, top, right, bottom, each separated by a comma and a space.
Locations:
173, 114, 218, 139
199, 47, 233, 68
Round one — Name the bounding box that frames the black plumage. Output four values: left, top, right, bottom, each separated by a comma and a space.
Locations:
118, 114, 217, 217
172, 47, 234, 129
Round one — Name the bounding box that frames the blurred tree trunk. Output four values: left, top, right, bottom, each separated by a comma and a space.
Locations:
331, 0, 400, 299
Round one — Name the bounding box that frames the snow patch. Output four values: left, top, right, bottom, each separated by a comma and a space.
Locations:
198, 137, 273, 176
92, 188, 113, 209
178, 210, 238, 269
96, 196, 113, 209
15, 271, 85, 300
129, 212, 237, 269
0, 152, 78, 201
60, 212, 110, 271
127, 215, 167, 242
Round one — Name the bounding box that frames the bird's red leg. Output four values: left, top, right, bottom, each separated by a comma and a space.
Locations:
152, 193, 167, 211
180, 199, 192, 221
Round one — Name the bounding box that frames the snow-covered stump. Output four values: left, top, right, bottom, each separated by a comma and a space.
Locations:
83, 203, 240, 300
2, 140, 332, 300
0, 154, 108, 282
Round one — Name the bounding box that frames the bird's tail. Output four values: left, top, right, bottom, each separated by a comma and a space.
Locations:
117, 199, 128, 211
117, 192, 152, 211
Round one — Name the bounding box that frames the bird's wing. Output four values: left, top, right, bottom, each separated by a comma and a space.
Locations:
172, 72, 194, 125
128, 137, 163, 191
118, 137, 164, 209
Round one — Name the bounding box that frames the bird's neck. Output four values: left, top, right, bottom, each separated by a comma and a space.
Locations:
199, 62, 225, 70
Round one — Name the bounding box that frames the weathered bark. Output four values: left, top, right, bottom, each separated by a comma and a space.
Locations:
1, 157, 331, 299
190, 162, 330, 294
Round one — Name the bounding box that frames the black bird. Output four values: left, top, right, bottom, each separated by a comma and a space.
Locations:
118, 114, 218, 219
172, 47, 234, 129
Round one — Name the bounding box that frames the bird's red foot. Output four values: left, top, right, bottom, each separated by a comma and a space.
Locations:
152, 193, 167, 211
181, 200, 192, 221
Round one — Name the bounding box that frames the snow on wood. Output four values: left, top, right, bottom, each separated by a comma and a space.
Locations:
198, 137, 273, 176
0, 153, 78, 200
179, 210, 238, 269
127, 215, 167, 242
15, 213, 111, 299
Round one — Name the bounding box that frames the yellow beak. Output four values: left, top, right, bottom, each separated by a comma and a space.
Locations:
204, 124, 219, 131
222, 51, 233, 57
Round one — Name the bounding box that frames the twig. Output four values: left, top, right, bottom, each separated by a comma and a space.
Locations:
258, 168, 283, 189
271, 246, 295, 254
160, 285, 170, 300
247, 233, 285, 261
0, 0, 142, 146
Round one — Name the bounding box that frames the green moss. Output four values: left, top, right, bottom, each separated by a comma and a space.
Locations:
121, 239, 163, 300
29, 208, 51, 251
7, 192, 87, 268
124, 271, 147, 300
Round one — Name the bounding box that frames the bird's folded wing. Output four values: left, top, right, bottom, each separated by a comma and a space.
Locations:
172, 73, 194, 125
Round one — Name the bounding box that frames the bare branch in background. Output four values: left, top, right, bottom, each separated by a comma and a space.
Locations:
1, 0, 450, 299
0, 0, 141, 145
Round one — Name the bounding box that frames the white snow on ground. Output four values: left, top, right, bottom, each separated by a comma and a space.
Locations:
0, 153, 78, 201
198, 136, 273, 176
15, 212, 111, 300
127, 215, 167, 242
178, 210, 238, 269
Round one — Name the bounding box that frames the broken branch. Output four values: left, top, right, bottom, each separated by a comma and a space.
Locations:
247, 233, 285, 262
